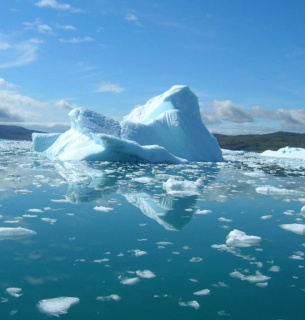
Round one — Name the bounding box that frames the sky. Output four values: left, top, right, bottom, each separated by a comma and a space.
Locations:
1, 0, 305, 135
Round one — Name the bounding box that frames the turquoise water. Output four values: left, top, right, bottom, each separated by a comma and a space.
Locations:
1, 142, 305, 319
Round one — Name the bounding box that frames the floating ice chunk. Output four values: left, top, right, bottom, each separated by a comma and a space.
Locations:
195, 209, 212, 215
119, 277, 140, 285
37, 297, 79, 317
163, 178, 200, 197
22, 214, 38, 218
189, 257, 203, 263
41, 218, 57, 224
0, 227, 36, 240
280, 224, 305, 235
156, 241, 173, 246
193, 289, 210, 296
256, 186, 304, 197
262, 146, 305, 159
129, 249, 148, 257
261, 215, 272, 220
178, 300, 200, 309
93, 258, 109, 263
218, 217, 232, 222
269, 265, 280, 272
226, 229, 261, 247
27, 208, 43, 213
96, 294, 121, 302
132, 177, 155, 184
93, 206, 114, 213
256, 282, 268, 288
136, 270, 156, 278
230, 270, 270, 283
6, 287, 23, 298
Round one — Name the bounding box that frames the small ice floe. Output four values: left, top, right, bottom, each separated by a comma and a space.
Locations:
226, 229, 261, 248
256, 186, 303, 197
261, 215, 273, 220
283, 210, 294, 216
193, 289, 210, 296
195, 209, 212, 215
41, 218, 57, 224
93, 258, 109, 263
256, 282, 268, 288
93, 206, 113, 213
27, 208, 44, 213
280, 224, 305, 235
178, 300, 200, 310
189, 278, 199, 283
22, 214, 38, 218
217, 310, 230, 316
289, 251, 304, 260
119, 277, 140, 285
189, 257, 203, 263
163, 178, 201, 197
96, 294, 121, 302
230, 270, 270, 284
129, 249, 148, 257
6, 287, 23, 298
136, 270, 156, 279
156, 241, 173, 246
51, 199, 69, 203
0, 227, 36, 240
269, 265, 280, 272
212, 281, 229, 288
132, 177, 155, 184
218, 217, 232, 223
37, 297, 79, 317
15, 189, 32, 194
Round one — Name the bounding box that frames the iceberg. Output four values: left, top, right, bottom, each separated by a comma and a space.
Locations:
37, 297, 79, 317
261, 146, 305, 160
33, 85, 223, 163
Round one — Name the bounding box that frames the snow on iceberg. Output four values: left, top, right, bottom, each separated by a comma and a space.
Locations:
32, 85, 223, 163
261, 146, 305, 160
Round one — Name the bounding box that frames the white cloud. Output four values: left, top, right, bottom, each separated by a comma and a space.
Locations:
55, 24, 76, 31
35, 0, 81, 13
0, 89, 45, 122
0, 37, 43, 69
97, 82, 125, 93
0, 78, 15, 89
59, 37, 93, 44
200, 99, 305, 134
201, 100, 253, 124
125, 10, 142, 26
24, 20, 54, 35
55, 99, 79, 110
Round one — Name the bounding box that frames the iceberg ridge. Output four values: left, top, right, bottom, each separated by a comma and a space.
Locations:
33, 85, 223, 163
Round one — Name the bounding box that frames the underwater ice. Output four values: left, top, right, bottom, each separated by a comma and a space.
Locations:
0, 227, 36, 240
37, 297, 80, 317
32, 86, 223, 163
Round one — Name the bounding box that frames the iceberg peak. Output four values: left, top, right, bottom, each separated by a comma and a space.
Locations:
33, 86, 223, 163
124, 85, 200, 124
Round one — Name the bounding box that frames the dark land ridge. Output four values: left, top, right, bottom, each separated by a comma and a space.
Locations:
0, 125, 44, 141
0, 125, 304, 153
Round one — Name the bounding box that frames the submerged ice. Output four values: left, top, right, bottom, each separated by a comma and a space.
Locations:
32, 85, 223, 163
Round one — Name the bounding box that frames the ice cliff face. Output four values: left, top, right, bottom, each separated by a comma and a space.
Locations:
32, 85, 224, 163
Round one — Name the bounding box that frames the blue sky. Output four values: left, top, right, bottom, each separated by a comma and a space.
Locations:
1, 0, 305, 134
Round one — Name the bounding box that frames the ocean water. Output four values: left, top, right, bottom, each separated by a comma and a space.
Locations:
1, 141, 305, 319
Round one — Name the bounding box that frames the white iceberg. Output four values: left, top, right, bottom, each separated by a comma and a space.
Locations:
0, 227, 36, 240
37, 297, 79, 317
226, 229, 261, 247
280, 223, 305, 235
32, 86, 223, 163
6, 287, 23, 298
262, 146, 305, 159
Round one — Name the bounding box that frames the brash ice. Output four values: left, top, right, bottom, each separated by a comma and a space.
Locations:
33, 85, 223, 163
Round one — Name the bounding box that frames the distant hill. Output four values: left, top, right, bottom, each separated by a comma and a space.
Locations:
214, 131, 305, 152
0, 125, 44, 141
